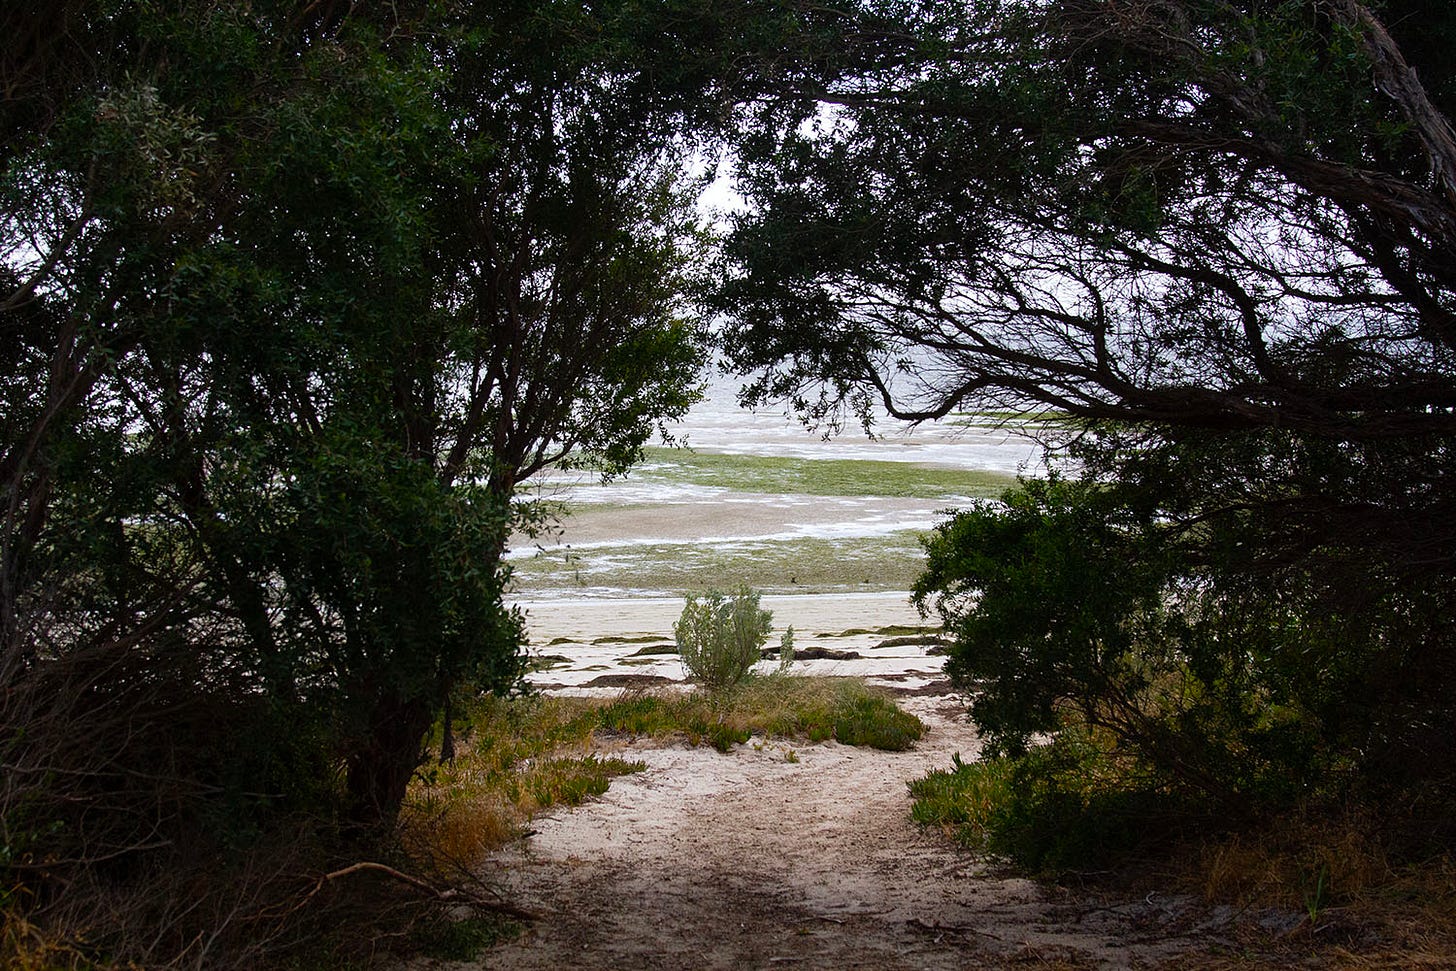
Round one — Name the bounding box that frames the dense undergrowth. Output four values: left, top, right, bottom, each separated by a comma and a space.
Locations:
910, 744, 1456, 965
907, 461, 1456, 965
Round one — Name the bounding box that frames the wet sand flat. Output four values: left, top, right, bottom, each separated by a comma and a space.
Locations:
514, 591, 948, 693
512, 490, 955, 549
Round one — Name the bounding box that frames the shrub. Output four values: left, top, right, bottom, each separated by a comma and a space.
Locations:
916, 469, 1456, 827
909, 730, 1202, 873
674, 585, 793, 690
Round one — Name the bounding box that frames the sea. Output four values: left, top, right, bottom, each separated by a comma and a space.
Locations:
506, 373, 1051, 687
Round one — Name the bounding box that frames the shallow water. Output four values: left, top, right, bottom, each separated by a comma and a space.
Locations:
507, 376, 1048, 659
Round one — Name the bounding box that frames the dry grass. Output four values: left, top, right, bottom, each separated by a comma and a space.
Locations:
401, 677, 925, 869
1164, 811, 1456, 969
400, 695, 642, 867
401, 788, 524, 866
1196, 813, 1393, 912
0, 911, 121, 971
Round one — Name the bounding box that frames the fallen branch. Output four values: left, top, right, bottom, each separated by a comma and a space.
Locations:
290, 861, 545, 922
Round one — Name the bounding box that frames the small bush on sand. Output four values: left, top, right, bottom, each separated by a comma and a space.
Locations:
674, 585, 793, 690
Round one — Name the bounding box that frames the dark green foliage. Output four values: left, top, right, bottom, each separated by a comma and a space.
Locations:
1, 0, 721, 824
411, 914, 523, 962
0, 0, 512, 831
916, 440, 1456, 840
715, 0, 1456, 862
717, 0, 1456, 563
915, 477, 1171, 759
910, 741, 1202, 873
0, 2, 732, 963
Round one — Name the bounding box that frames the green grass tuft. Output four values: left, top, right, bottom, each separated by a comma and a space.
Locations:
594, 677, 924, 752
908, 752, 1016, 851
520, 755, 646, 807
637, 447, 1017, 500
831, 692, 925, 751
596, 694, 674, 736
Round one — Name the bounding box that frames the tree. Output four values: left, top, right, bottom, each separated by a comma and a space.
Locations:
724, 1, 1456, 434
0, 0, 718, 848
422, 1, 710, 499
717, 0, 1456, 806
723, 8, 1454, 426
0, 0, 500, 841
717, 0, 1456, 606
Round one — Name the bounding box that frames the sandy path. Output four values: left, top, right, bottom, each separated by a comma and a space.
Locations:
454, 694, 1216, 970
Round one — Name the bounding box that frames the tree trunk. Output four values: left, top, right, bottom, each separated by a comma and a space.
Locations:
439, 692, 456, 763
344, 689, 435, 829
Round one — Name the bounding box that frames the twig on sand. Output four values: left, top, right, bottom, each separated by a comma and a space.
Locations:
906, 916, 1002, 940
